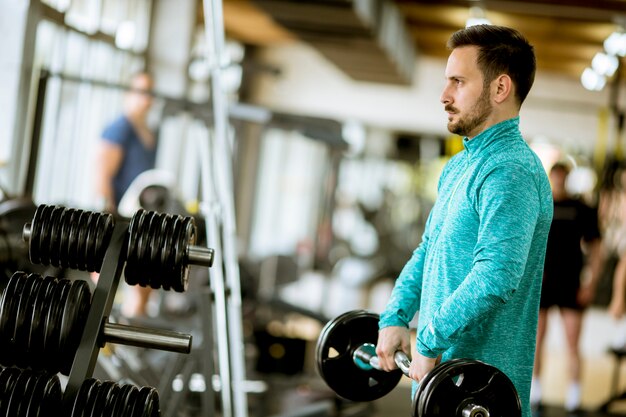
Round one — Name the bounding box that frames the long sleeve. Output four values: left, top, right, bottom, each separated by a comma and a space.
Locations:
416, 162, 543, 357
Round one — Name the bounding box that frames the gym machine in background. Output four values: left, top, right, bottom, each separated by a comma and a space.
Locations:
0, 203, 213, 415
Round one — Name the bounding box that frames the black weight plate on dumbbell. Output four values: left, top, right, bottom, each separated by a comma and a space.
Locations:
135, 211, 156, 286
126, 210, 143, 280
415, 358, 468, 417
153, 212, 172, 290
316, 310, 402, 402
28, 276, 56, 370
420, 359, 521, 417
14, 275, 42, 369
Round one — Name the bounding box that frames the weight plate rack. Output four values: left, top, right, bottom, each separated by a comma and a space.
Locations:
0, 203, 215, 416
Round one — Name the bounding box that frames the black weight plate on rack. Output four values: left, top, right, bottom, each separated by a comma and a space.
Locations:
28, 205, 47, 265
316, 310, 402, 402
135, 211, 156, 286
69, 378, 97, 417
0, 367, 12, 407
151, 213, 170, 289
41, 280, 66, 369
82, 379, 102, 417
81, 379, 101, 417
28, 276, 56, 370
84, 213, 101, 273
37, 205, 56, 266
0, 273, 25, 364
144, 212, 163, 289
58, 280, 80, 375
14, 275, 42, 369
171, 216, 192, 293
16, 275, 42, 363
142, 387, 160, 417
122, 385, 140, 417
0, 367, 20, 417
74, 211, 89, 271
40, 373, 61, 417
6, 369, 30, 417
112, 384, 135, 417
160, 215, 182, 292
91, 381, 116, 417
420, 359, 521, 417
59, 208, 75, 269
24, 372, 46, 417
47, 207, 64, 267
67, 209, 84, 270
95, 213, 114, 272
102, 383, 121, 416
60, 279, 92, 375
83, 212, 98, 273
15, 370, 37, 417
2, 274, 28, 366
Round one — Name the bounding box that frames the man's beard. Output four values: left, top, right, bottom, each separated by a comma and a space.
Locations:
446, 87, 492, 137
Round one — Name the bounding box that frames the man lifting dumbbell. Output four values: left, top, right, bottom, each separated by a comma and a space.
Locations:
375, 25, 552, 417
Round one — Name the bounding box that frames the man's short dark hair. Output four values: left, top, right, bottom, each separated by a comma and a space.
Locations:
447, 25, 536, 106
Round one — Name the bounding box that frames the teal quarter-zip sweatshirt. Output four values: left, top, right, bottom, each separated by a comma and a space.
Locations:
379, 117, 553, 417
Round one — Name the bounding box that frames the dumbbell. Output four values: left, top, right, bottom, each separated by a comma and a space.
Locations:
316, 310, 522, 417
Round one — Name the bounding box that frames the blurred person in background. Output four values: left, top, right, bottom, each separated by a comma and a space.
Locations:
94, 72, 157, 317
531, 162, 603, 412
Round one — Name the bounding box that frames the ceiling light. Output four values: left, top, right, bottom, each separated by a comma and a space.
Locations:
581, 67, 606, 91
604, 32, 626, 57
591, 52, 619, 77
466, 7, 491, 27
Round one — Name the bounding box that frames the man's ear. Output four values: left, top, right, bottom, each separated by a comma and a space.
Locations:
493, 74, 513, 104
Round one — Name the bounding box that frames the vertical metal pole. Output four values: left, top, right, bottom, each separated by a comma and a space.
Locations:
24, 69, 48, 198
202, 1, 249, 417
199, 133, 233, 417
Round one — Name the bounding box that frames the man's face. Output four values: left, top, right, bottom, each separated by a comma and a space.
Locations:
440, 46, 493, 138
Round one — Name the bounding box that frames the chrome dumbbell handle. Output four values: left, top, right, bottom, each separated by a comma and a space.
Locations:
353, 343, 411, 376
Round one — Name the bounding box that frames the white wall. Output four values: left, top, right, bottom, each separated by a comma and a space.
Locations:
251, 42, 623, 157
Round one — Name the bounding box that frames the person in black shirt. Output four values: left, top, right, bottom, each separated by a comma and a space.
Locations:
531, 162, 603, 411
